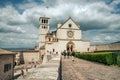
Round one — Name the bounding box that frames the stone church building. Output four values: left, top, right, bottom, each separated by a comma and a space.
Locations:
38, 17, 90, 54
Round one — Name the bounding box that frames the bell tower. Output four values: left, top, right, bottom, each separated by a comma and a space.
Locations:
39, 17, 50, 49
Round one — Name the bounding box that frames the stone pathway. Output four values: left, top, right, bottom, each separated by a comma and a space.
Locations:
62, 56, 120, 80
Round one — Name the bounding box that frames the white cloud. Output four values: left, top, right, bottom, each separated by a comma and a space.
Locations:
0, 0, 120, 48
0, 5, 38, 48
104, 36, 112, 41
18, 1, 38, 10
0, 5, 26, 24
16, 27, 26, 33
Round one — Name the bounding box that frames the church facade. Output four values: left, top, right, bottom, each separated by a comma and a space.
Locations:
38, 17, 90, 54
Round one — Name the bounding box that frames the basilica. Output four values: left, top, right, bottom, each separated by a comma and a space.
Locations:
38, 17, 90, 54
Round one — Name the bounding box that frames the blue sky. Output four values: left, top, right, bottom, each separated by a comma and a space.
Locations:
0, 0, 120, 48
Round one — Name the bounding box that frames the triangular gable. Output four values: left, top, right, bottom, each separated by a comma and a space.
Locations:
58, 17, 80, 29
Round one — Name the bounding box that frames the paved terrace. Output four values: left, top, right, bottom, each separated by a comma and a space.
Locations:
15, 54, 61, 80
15, 55, 120, 80
62, 56, 120, 80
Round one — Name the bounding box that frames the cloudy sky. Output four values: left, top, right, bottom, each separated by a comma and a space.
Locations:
0, 0, 120, 49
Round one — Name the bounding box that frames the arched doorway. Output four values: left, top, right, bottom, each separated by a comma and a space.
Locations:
66, 41, 75, 52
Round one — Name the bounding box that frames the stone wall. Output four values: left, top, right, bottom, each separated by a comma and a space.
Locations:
0, 55, 14, 80
23, 51, 41, 64
90, 43, 120, 51
14, 50, 42, 65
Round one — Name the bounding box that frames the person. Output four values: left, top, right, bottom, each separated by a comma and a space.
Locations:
26, 67, 28, 72
34, 64, 36, 68
71, 51, 76, 62
50, 51, 52, 54
47, 50, 49, 54
21, 69, 24, 78
56, 52, 58, 55
25, 65, 28, 72
34, 61, 37, 68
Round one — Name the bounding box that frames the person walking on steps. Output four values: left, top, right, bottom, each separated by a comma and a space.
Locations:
71, 51, 76, 62
21, 69, 24, 78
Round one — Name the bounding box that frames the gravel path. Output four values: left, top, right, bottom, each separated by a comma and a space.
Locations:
62, 56, 120, 80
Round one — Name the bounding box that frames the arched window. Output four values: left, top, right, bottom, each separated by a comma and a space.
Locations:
42, 19, 44, 23
44, 20, 45, 23
42, 19, 43, 23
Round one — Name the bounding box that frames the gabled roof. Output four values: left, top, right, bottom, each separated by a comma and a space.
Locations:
0, 48, 16, 55
58, 17, 80, 29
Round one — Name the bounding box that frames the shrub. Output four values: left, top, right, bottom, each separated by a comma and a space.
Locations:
76, 53, 109, 64
117, 54, 120, 67
112, 52, 118, 64
75, 52, 120, 67
106, 53, 113, 65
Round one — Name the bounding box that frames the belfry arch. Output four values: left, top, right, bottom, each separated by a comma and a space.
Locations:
66, 41, 75, 52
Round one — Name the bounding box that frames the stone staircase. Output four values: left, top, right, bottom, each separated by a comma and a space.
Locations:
15, 54, 61, 80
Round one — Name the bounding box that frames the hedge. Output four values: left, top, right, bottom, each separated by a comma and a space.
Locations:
117, 55, 120, 67
76, 52, 120, 66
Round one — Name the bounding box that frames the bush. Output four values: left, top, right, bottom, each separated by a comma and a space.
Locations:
106, 53, 113, 65
76, 52, 120, 67
112, 52, 117, 64
76, 52, 109, 64
117, 54, 120, 67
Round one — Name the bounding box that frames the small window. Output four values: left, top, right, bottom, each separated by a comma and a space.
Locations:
69, 24, 72, 28
42, 19, 44, 23
4, 63, 12, 72
44, 20, 45, 23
